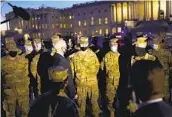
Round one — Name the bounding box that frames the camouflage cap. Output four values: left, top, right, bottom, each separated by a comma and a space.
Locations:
48, 66, 68, 82
134, 37, 147, 45
25, 40, 32, 46
51, 35, 60, 43
33, 38, 41, 44
80, 37, 89, 44
5, 37, 18, 51
24, 33, 30, 40
110, 38, 118, 43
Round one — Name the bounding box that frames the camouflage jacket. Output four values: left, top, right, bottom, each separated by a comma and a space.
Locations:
70, 48, 100, 87
1, 55, 29, 91
101, 51, 120, 87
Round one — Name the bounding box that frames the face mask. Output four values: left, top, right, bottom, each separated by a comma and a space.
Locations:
25, 46, 33, 54
9, 51, 17, 57
35, 43, 42, 52
153, 44, 159, 50
135, 47, 146, 56
137, 43, 147, 48
80, 47, 87, 51
110, 45, 118, 52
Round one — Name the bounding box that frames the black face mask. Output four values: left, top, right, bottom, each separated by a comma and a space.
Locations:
9, 51, 17, 57
135, 47, 146, 56
80, 47, 87, 51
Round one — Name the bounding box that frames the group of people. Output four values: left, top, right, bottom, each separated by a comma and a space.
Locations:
1, 32, 172, 117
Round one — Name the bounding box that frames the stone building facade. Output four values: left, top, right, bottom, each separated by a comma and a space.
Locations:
5, 1, 172, 40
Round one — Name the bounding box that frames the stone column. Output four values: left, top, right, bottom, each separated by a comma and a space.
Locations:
127, 2, 129, 20
121, 3, 123, 21
151, 1, 153, 20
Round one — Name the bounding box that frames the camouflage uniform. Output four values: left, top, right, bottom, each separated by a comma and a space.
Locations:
101, 47, 120, 117
70, 37, 100, 117
1, 37, 30, 117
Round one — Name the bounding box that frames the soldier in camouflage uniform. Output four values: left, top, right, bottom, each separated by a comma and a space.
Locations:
1, 37, 30, 117
30, 38, 43, 97
29, 66, 78, 117
101, 38, 120, 117
152, 36, 172, 103
70, 37, 100, 117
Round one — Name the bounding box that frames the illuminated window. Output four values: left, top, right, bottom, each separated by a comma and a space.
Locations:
117, 27, 121, 32
52, 24, 55, 28
32, 25, 35, 28
60, 17, 62, 19
112, 28, 116, 33
70, 24, 73, 28
38, 33, 41, 37
99, 29, 102, 35
123, 2, 128, 20
105, 17, 108, 24
79, 31, 82, 35
69, 16, 72, 19
92, 30, 94, 35
105, 28, 108, 34
64, 24, 66, 28
99, 18, 102, 24
60, 24, 62, 28
78, 21, 81, 26
42, 24, 44, 29
117, 3, 122, 23
91, 17, 94, 25
84, 20, 87, 26
56, 24, 58, 28
35, 24, 38, 29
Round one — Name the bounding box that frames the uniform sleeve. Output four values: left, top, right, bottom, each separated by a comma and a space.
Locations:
69, 57, 75, 79
89, 53, 100, 75
31, 55, 41, 95
100, 57, 105, 71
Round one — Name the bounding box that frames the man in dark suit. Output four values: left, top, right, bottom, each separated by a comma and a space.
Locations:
130, 60, 172, 117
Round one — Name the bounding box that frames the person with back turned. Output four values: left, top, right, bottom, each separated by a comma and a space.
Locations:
130, 60, 172, 117
29, 66, 78, 117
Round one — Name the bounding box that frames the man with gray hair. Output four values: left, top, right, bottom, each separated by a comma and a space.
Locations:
51, 38, 77, 99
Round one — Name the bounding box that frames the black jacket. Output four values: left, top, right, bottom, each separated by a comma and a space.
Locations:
131, 101, 172, 117
53, 53, 76, 99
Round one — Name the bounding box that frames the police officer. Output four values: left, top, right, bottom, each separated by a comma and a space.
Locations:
152, 36, 172, 103
101, 38, 120, 117
2, 37, 30, 117
29, 66, 78, 117
70, 37, 101, 117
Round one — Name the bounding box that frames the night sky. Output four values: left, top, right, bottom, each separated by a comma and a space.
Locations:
0, 0, 95, 30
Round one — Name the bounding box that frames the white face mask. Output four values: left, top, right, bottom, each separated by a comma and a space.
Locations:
35, 43, 42, 51
25, 46, 33, 54
80, 43, 88, 48
137, 43, 147, 48
153, 44, 159, 50
110, 45, 118, 52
